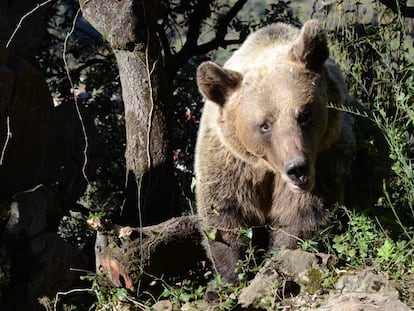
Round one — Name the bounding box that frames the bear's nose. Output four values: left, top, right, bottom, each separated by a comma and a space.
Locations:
284, 157, 309, 183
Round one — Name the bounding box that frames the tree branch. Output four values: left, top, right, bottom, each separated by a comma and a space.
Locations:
214, 0, 248, 40
191, 0, 249, 55
157, 21, 172, 61
169, 0, 248, 77
195, 38, 244, 55
183, 1, 214, 51
165, 0, 213, 78
6, 0, 54, 48
378, 0, 414, 17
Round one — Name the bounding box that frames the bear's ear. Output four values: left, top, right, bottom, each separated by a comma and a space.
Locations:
196, 61, 243, 106
289, 20, 329, 71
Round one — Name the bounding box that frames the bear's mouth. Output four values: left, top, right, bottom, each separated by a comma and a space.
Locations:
287, 176, 314, 192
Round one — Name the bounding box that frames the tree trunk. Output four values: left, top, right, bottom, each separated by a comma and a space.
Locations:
80, 0, 176, 226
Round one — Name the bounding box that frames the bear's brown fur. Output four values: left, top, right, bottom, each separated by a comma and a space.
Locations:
195, 20, 355, 283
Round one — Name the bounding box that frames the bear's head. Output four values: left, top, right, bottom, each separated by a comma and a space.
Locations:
197, 20, 345, 193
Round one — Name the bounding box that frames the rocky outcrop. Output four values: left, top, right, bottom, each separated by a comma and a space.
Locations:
237, 250, 412, 311
238, 249, 337, 308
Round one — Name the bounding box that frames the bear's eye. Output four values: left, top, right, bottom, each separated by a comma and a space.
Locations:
260, 120, 272, 133
298, 107, 312, 127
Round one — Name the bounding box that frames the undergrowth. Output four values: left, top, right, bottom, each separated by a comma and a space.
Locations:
48, 1, 414, 310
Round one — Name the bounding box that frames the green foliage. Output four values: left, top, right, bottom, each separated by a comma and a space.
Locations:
332, 209, 382, 266
79, 273, 130, 311
322, 1, 414, 225
312, 3, 414, 295
58, 210, 94, 249
160, 279, 205, 305
331, 207, 414, 279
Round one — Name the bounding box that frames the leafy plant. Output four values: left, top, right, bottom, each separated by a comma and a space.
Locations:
78, 273, 143, 311
160, 279, 205, 305
332, 209, 381, 266
331, 206, 413, 279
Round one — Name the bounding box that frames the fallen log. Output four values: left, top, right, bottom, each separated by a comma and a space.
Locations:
87, 215, 206, 291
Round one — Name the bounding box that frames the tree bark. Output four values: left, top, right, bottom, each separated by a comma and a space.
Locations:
79, 0, 176, 226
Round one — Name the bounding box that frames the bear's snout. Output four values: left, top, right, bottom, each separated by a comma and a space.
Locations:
283, 157, 314, 192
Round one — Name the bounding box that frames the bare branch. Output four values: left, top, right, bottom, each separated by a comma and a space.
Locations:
214, 0, 248, 39
0, 117, 12, 166
6, 0, 54, 48
169, 0, 248, 76
195, 38, 244, 55
192, 0, 249, 56
63, 7, 90, 183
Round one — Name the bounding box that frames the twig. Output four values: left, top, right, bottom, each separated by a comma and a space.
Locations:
6, 0, 54, 48
122, 296, 147, 310
143, 1, 158, 173
63, 7, 90, 183
53, 288, 94, 311
0, 117, 12, 166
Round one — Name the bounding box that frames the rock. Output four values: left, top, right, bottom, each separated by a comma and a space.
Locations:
0, 51, 103, 308
238, 260, 283, 308
315, 292, 412, 311
152, 300, 173, 311
335, 269, 399, 298
238, 249, 337, 308
181, 300, 210, 311
277, 249, 338, 284
151, 300, 173, 311
314, 269, 412, 311
0, 46, 103, 204
238, 253, 412, 311
6, 184, 58, 237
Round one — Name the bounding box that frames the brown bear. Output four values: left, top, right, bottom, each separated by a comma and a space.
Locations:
195, 20, 355, 284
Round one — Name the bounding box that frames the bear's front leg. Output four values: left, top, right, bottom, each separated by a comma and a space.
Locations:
203, 229, 246, 284
268, 190, 328, 251
268, 224, 303, 250
200, 209, 251, 285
